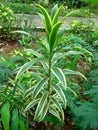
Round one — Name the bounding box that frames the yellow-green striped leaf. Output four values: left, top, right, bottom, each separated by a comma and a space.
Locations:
53, 84, 67, 108
36, 4, 52, 34
52, 5, 63, 25
25, 49, 43, 57
51, 4, 58, 20
39, 102, 49, 121
52, 67, 66, 88
50, 96, 64, 120
49, 105, 61, 120
33, 78, 48, 98
63, 69, 87, 80
49, 22, 62, 51
25, 98, 40, 111
34, 92, 48, 121
16, 58, 42, 80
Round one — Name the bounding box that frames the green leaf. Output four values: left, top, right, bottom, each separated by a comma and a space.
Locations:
34, 92, 48, 121
50, 97, 64, 120
18, 117, 25, 130
63, 69, 87, 80
39, 102, 49, 121
49, 22, 62, 51
12, 30, 32, 37
25, 49, 43, 57
11, 108, 18, 130
25, 98, 40, 111
49, 105, 61, 120
52, 84, 67, 108
51, 4, 58, 20
57, 26, 66, 41
1, 102, 10, 130
33, 78, 48, 98
24, 86, 35, 98
16, 58, 42, 80
37, 12, 44, 22
52, 67, 66, 88
52, 5, 62, 25
36, 4, 52, 34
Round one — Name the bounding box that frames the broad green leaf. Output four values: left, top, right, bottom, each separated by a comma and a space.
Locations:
51, 4, 58, 20
36, 4, 52, 34
18, 117, 25, 130
49, 105, 61, 120
52, 5, 63, 25
50, 97, 64, 120
25, 98, 40, 111
49, 22, 62, 51
52, 67, 66, 87
1, 102, 10, 130
25, 49, 43, 57
11, 108, 18, 130
52, 84, 67, 108
33, 78, 48, 98
16, 58, 42, 79
63, 69, 87, 80
34, 92, 48, 121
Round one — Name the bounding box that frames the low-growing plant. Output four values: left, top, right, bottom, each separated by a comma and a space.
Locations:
0, 82, 29, 130
73, 85, 98, 130
0, 4, 16, 39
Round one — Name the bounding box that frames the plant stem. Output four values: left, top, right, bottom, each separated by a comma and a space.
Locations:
48, 54, 52, 93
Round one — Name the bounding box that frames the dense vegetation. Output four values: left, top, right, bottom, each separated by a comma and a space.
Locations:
0, 1, 98, 130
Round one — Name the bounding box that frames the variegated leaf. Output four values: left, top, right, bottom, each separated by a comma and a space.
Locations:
63, 69, 87, 80
34, 92, 48, 121
16, 58, 43, 80
52, 84, 67, 107
25, 98, 40, 111
33, 78, 48, 98
36, 4, 52, 34
52, 67, 66, 88
50, 96, 64, 120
